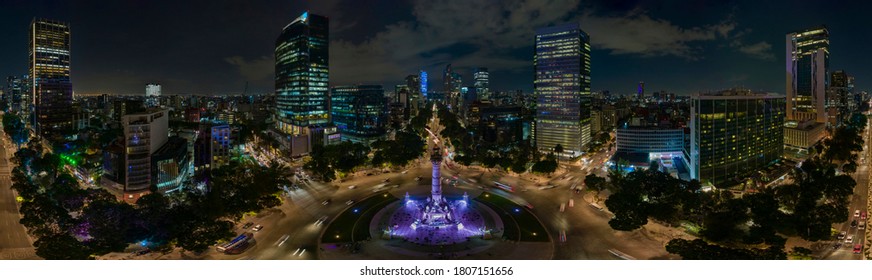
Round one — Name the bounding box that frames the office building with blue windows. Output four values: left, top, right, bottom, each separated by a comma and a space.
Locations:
331, 85, 387, 144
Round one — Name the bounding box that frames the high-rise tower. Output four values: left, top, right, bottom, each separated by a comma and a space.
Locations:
30, 18, 72, 136
275, 11, 330, 135
534, 23, 591, 156
786, 26, 829, 123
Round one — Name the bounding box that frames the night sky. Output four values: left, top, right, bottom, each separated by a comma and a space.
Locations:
1, 0, 870, 96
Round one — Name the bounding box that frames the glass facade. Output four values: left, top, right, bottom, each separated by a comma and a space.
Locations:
331, 85, 387, 144
474, 67, 489, 100
690, 91, 785, 187
30, 18, 72, 136
534, 23, 591, 155
786, 26, 828, 123
275, 12, 329, 135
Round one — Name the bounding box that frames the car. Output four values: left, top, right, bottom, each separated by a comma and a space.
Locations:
855, 210, 861, 218
833, 243, 842, 250
314, 216, 328, 226
401, 170, 408, 174
366, 173, 373, 176
348, 185, 357, 189
862, 211, 867, 220
845, 235, 854, 243
382, 178, 390, 183
415, 176, 422, 181
851, 220, 858, 228
252, 225, 264, 232
345, 200, 355, 205
322, 199, 331, 205
838, 231, 847, 240
242, 222, 254, 229
854, 244, 863, 254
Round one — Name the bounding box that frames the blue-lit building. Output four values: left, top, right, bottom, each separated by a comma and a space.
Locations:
420, 70, 428, 98
612, 126, 688, 178
331, 85, 387, 144
534, 23, 591, 156
274, 11, 329, 135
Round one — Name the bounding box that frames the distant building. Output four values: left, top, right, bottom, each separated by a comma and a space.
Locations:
474, 67, 489, 100
146, 83, 161, 108
534, 23, 591, 156
591, 110, 602, 134
5, 76, 26, 113
786, 26, 829, 124
210, 124, 232, 169
612, 126, 687, 176
331, 85, 387, 144
690, 89, 785, 187
30, 18, 73, 136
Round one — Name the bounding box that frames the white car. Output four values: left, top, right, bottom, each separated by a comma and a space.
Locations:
348, 185, 357, 189
846, 235, 854, 243
252, 225, 264, 232
854, 210, 860, 218
345, 200, 355, 205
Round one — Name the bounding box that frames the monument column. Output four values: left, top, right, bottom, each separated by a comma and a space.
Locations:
430, 147, 442, 202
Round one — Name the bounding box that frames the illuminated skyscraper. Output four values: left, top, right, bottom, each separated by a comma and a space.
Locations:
274, 11, 329, 135
420, 70, 428, 98
473, 67, 489, 100
534, 23, 591, 156
30, 18, 72, 136
331, 85, 387, 144
786, 26, 829, 123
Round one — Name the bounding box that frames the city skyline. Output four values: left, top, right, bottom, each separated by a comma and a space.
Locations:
0, 0, 870, 96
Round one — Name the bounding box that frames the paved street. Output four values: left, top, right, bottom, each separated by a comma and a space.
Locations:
821, 118, 871, 260
0, 118, 36, 260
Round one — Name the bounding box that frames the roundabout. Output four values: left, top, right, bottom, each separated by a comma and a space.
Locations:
318, 147, 553, 259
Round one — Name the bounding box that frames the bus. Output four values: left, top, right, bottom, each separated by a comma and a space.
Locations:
217, 233, 255, 254
494, 182, 514, 192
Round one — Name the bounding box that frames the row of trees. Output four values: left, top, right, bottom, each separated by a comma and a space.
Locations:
435, 105, 558, 174
10, 133, 291, 259
303, 107, 430, 182
592, 113, 868, 259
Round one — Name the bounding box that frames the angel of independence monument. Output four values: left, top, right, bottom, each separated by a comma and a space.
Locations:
382, 146, 490, 245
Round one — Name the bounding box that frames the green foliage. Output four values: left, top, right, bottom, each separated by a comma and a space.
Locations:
666, 239, 786, 260
304, 141, 370, 181
531, 154, 558, 174
34, 233, 94, 260
2, 113, 29, 146
371, 130, 426, 168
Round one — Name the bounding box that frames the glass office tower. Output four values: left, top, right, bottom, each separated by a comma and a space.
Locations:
534, 23, 591, 156
275, 11, 329, 135
330, 85, 387, 144
786, 26, 828, 123
30, 18, 73, 136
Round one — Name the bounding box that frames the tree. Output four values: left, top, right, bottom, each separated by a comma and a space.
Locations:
584, 174, 607, 203
531, 154, 558, 174
34, 233, 94, 260
605, 191, 649, 231
553, 144, 564, 164
666, 238, 786, 260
